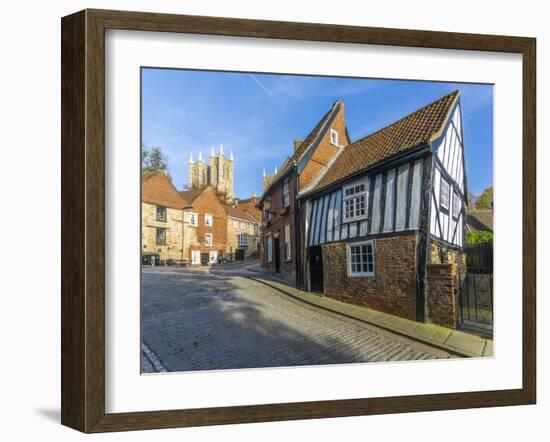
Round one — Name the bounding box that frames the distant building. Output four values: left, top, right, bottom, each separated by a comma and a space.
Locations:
188, 145, 235, 204
179, 187, 228, 265
466, 209, 493, 233
237, 194, 262, 223
141, 171, 186, 265
224, 205, 259, 261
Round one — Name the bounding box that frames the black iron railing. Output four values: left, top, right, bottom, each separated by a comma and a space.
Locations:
458, 267, 493, 335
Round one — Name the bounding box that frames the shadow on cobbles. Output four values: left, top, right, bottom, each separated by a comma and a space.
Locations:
141, 270, 436, 373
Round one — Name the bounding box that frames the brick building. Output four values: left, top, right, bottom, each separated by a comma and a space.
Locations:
259, 100, 350, 284
179, 187, 228, 265
299, 91, 468, 327
141, 171, 187, 265
237, 195, 262, 223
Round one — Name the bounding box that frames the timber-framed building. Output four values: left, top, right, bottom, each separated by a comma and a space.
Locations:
295, 90, 468, 326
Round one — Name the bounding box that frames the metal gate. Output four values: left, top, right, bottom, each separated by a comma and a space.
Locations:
458, 268, 493, 337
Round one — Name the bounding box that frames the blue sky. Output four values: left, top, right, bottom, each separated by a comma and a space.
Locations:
142, 68, 493, 198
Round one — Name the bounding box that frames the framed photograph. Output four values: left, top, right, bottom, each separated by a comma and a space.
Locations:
61, 9, 536, 433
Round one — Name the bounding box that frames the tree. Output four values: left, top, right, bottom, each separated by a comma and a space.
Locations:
475, 186, 493, 209
142, 144, 170, 178
466, 231, 493, 244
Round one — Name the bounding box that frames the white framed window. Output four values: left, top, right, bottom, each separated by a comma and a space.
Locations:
452, 191, 461, 218
342, 181, 368, 222
189, 212, 198, 227
238, 233, 248, 247
330, 128, 339, 146
266, 234, 272, 262
348, 240, 375, 276
284, 224, 291, 260
240, 220, 246, 229
205, 233, 213, 247
205, 213, 213, 226
283, 177, 290, 208
440, 178, 450, 210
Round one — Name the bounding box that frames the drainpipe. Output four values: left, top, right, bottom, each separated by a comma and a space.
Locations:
293, 166, 302, 289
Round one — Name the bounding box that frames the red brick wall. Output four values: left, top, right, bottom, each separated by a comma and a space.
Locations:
299, 107, 349, 189
260, 173, 297, 284
321, 233, 418, 321
190, 187, 228, 260
238, 196, 262, 223
426, 263, 459, 329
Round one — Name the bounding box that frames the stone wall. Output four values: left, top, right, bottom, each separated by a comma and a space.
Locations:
321, 233, 418, 321
226, 217, 258, 260
142, 202, 184, 261
426, 263, 458, 328
429, 242, 466, 272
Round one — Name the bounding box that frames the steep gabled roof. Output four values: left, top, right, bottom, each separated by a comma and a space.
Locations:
294, 101, 343, 162
306, 90, 460, 195
177, 188, 206, 206
262, 100, 345, 197
142, 171, 187, 209
466, 209, 493, 232
224, 205, 258, 223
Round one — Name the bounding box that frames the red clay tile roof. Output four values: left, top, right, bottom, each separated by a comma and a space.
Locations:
224, 205, 258, 223
177, 188, 205, 206
142, 171, 187, 209
466, 209, 493, 232
307, 90, 459, 195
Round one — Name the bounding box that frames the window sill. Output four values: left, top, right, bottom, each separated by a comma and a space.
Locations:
348, 272, 375, 277
342, 217, 368, 223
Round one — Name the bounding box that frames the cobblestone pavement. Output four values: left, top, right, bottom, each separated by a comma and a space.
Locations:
141, 265, 451, 373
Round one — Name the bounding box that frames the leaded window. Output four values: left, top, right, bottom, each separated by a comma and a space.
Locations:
156, 228, 166, 245
452, 191, 461, 218
343, 182, 367, 221
440, 178, 450, 210
348, 241, 375, 276
156, 205, 166, 221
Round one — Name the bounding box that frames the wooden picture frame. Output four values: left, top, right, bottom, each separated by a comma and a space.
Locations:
61, 8, 536, 433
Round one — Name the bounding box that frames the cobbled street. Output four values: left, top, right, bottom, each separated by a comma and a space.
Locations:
141, 263, 451, 373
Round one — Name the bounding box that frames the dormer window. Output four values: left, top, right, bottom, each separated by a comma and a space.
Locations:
330, 128, 339, 146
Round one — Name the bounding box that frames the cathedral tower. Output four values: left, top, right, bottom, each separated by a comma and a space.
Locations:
188, 144, 234, 204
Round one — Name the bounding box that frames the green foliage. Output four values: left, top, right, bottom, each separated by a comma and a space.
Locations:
475, 186, 493, 209
142, 143, 171, 178
466, 231, 493, 244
